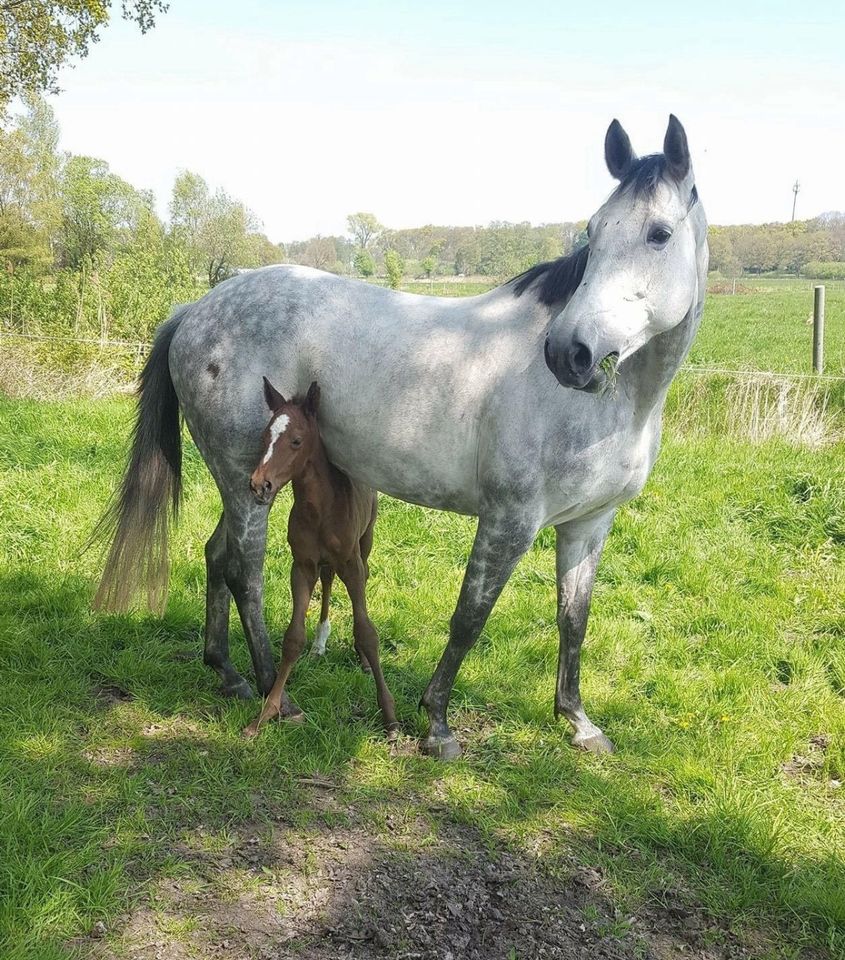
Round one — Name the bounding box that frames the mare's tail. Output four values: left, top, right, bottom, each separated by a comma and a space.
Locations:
92, 309, 186, 615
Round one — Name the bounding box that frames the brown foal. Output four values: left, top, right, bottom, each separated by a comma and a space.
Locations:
243, 378, 399, 740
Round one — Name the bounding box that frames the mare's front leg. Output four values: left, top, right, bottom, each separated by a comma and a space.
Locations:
222, 493, 280, 696
203, 512, 252, 698
554, 511, 616, 754
243, 558, 317, 737
420, 515, 537, 760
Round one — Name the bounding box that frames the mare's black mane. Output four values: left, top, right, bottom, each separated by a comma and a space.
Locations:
508, 243, 589, 307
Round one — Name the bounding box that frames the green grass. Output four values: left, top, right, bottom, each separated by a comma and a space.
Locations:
1, 389, 844, 958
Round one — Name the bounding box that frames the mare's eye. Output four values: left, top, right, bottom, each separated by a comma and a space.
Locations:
291, 437, 303, 448
648, 226, 672, 245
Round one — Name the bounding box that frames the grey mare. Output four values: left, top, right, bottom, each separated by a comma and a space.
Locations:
95, 116, 707, 759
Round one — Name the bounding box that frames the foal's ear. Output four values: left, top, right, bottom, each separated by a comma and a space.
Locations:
304, 380, 320, 417
263, 376, 286, 411
663, 114, 691, 182
605, 119, 636, 180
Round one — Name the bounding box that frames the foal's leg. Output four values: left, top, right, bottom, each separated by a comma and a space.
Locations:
203, 512, 252, 698
353, 505, 377, 671
420, 516, 537, 760
554, 511, 616, 754
338, 554, 399, 739
243, 558, 318, 737
311, 565, 334, 656
222, 494, 281, 697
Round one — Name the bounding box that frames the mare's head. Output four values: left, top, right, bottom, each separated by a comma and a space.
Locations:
250, 379, 321, 505
543, 115, 707, 392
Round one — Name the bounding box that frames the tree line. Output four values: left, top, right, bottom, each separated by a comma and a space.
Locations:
290, 212, 845, 282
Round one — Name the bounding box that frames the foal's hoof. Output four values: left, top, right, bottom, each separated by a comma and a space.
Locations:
572, 729, 615, 755
220, 679, 253, 700
385, 723, 401, 743
421, 735, 462, 761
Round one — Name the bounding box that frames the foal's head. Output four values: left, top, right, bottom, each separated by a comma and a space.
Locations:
250, 378, 321, 505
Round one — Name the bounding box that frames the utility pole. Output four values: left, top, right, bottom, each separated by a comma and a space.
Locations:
791, 179, 800, 223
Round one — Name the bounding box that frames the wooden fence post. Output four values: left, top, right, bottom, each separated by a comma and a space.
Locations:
813, 285, 825, 374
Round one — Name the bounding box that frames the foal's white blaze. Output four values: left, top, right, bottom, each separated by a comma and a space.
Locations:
262, 413, 289, 464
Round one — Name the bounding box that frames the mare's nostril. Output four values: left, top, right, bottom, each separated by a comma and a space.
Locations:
568, 341, 593, 376
263, 480, 272, 494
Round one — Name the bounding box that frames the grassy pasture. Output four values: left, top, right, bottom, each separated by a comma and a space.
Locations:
1, 382, 844, 958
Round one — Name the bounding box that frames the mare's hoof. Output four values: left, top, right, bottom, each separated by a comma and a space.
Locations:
385, 723, 401, 743
421, 735, 462, 761
572, 730, 615, 755
221, 679, 253, 700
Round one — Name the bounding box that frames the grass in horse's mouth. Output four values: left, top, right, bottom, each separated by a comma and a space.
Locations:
599, 353, 620, 394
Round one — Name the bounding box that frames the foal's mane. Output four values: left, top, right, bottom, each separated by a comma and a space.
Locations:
507, 154, 699, 307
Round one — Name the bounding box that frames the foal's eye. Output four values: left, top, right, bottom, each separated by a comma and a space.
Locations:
648, 226, 673, 246
291, 437, 303, 448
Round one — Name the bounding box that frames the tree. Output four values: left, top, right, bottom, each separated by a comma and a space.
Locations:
346, 212, 382, 251
16, 94, 62, 254
104, 202, 200, 341
169, 170, 262, 286
0, 95, 62, 267
421, 254, 437, 279
245, 232, 284, 268
60, 155, 143, 269
0, 1, 168, 105
303, 235, 336, 271
353, 248, 375, 278
384, 248, 404, 289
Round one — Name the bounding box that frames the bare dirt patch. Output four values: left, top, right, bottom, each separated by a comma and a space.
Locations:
76, 797, 760, 960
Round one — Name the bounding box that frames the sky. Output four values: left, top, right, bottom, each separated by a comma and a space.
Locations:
44, 0, 844, 243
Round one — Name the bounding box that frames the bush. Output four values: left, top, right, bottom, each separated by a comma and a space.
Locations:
801, 261, 845, 280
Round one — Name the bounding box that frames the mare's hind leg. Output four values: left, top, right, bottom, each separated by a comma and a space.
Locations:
243, 559, 317, 737
311, 565, 334, 656
339, 554, 398, 739
203, 512, 252, 698
222, 494, 282, 697
554, 512, 616, 754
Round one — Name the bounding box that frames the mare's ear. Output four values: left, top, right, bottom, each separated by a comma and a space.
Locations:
263, 376, 286, 412
304, 380, 320, 417
663, 114, 691, 182
605, 119, 636, 180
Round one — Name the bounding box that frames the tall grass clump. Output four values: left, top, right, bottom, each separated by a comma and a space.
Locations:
667, 371, 842, 447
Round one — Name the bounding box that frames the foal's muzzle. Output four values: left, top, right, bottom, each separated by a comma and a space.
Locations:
249, 475, 276, 505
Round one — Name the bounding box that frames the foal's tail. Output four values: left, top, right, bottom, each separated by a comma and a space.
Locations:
92, 309, 187, 615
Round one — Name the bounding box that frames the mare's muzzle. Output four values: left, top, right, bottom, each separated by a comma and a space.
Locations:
544, 335, 612, 393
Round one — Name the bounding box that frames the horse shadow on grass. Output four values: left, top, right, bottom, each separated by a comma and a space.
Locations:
0, 569, 843, 959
